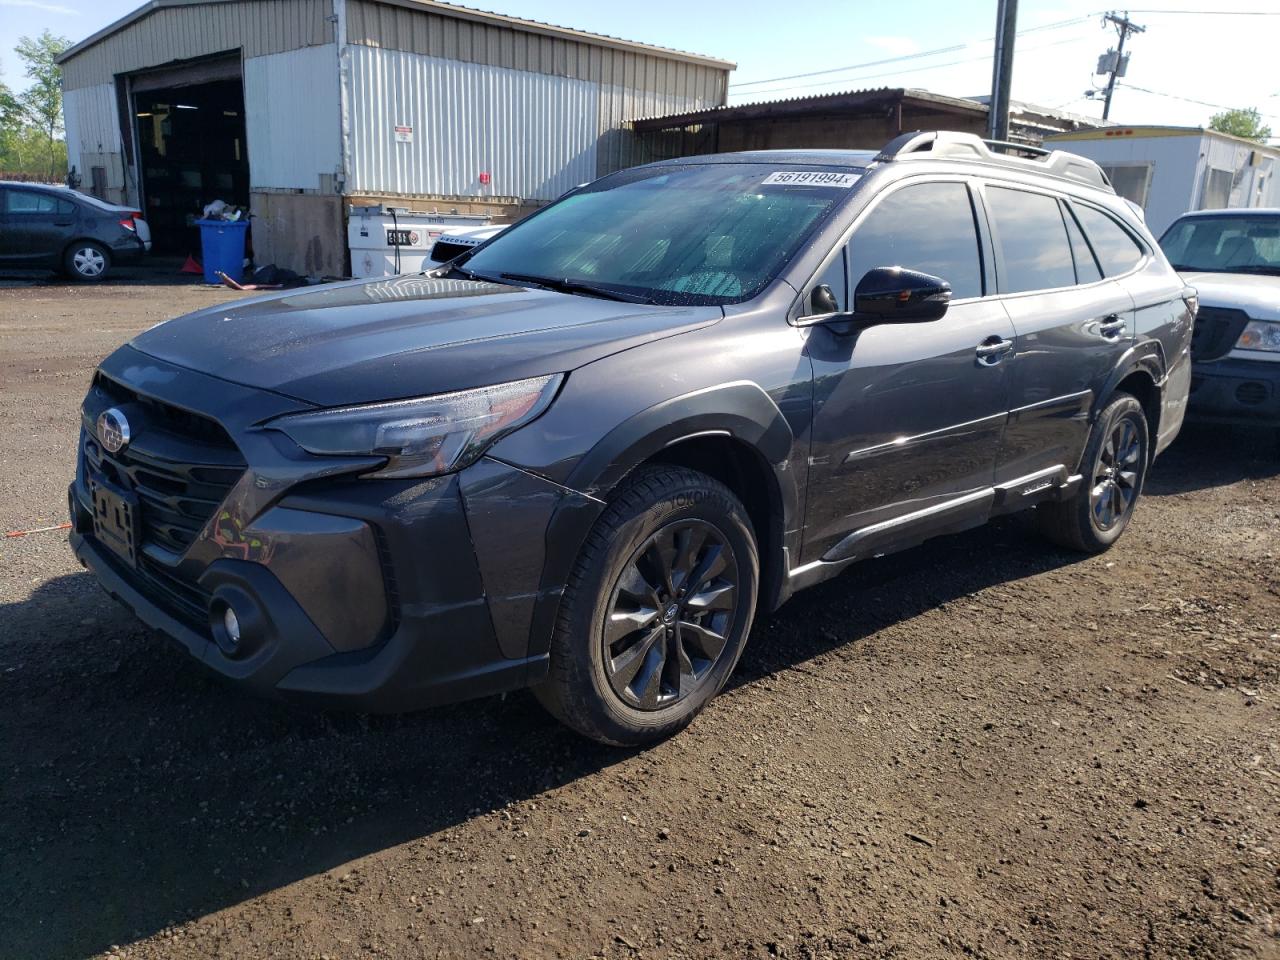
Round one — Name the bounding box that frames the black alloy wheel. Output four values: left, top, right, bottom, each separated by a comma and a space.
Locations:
603, 519, 739, 710
1089, 415, 1142, 531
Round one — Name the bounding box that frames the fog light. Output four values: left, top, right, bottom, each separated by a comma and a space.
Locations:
222, 606, 242, 647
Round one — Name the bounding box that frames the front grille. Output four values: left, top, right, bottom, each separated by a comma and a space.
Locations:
1191, 306, 1251, 362
84, 374, 246, 622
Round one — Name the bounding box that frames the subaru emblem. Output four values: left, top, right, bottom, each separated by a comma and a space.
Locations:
96, 407, 130, 454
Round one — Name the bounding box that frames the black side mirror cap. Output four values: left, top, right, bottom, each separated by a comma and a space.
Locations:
851, 266, 952, 324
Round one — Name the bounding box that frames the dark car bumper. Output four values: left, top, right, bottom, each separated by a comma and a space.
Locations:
107, 234, 148, 263
70, 346, 600, 712
1187, 356, 1280, 426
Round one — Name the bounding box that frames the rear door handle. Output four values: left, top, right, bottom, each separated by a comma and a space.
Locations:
976, 335, 1014, 365
1097, 315, 1127, 339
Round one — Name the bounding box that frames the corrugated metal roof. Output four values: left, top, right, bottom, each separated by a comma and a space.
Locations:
58, 0, 734, 69
629, 86, 985, 129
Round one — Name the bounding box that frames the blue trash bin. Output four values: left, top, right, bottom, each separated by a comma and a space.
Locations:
194, 219, 250, 285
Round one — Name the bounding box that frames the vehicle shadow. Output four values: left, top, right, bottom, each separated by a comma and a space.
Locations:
1144, 422, 1279, 496
0, 511, 1081, 959
0, 258, 215, 288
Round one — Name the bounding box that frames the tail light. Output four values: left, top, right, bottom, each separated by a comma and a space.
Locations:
118, 212, 142, 231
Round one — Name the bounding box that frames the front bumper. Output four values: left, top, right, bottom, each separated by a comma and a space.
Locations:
71, 346, 599, 712
1187, 356, 1280, 426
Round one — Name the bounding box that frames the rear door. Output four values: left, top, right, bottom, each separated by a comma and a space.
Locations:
0, 188, 76, 266
981, 183, 1135, 482
1074, 202, 1192, 455
800, 177, 1016, 562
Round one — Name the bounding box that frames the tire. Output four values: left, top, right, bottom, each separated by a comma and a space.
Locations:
63, 241, 111, 281
534, 466, 759, 746
1038, 391, 1149, 553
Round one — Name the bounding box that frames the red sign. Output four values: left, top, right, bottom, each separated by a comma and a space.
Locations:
478, 172, 491, 185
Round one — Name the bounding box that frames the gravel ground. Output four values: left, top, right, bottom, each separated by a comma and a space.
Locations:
1, 277, 1278, 960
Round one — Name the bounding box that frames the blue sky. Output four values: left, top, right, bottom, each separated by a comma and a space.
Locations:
1, 0, 1277, 132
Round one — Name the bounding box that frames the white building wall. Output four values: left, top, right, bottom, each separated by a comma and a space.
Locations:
243, 44, 342, 191
63, 83, 129, 201
347, 45, 600, 201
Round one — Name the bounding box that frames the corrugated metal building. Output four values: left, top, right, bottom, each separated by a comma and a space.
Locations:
630, 87, 1106, 161
57, 0, 732, 275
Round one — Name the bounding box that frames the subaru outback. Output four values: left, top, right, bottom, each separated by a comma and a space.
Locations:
70, 131, 1194, 745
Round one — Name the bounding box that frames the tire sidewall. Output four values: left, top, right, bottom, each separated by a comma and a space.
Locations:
1080, 394, 1148, 548
566, 474, 758, 742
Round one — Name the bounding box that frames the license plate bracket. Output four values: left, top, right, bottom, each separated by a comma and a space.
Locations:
90, 474, 140, 568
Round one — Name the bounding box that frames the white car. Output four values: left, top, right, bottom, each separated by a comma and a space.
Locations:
427, 224, 508, 265
1158, 209, 1280, 439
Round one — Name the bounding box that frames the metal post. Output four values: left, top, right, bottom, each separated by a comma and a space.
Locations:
987, 0, 1019, 141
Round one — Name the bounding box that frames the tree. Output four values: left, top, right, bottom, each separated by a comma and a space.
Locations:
12, 30, 70, 179
1208, 107, 1272, 144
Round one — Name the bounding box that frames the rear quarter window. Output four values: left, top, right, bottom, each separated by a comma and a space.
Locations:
1073, 204, 1145, 276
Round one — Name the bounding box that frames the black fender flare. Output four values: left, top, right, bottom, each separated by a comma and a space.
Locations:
526, 381, 797, 658
1091, 340, 1167, 423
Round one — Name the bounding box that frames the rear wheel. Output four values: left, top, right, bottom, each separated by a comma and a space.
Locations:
1038, 391, 1149, 552
64, 241, 110, 281
534, 466, 758, 746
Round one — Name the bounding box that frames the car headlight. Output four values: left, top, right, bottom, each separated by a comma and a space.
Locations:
1236, 319, 1280, 353
266, 374, 562, 479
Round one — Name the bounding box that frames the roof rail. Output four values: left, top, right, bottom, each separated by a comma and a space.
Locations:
873, 130, 1112, 191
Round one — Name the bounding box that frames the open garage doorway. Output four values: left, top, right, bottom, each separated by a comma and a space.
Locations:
131, 55, 249, 256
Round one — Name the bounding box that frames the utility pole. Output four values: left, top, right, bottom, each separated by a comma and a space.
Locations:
1100, 11, 1144, 120
986, 0, 1019, 140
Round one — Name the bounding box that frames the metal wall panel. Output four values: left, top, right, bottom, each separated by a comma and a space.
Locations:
61, 0, 333, 91
347, 45, 600, 201
346, 0, 728, 102
64, 83, 122, 158
244, 44, 341, 190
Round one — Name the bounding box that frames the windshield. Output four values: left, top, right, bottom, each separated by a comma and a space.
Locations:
460, 163, 862, 306
1159, 214, 1280, 275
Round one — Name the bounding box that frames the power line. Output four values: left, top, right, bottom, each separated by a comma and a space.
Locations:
728, 33, 1094, 100
1121, 8, 1280, 14
727, 15, 1091, 90
1119, 83, 1280, 122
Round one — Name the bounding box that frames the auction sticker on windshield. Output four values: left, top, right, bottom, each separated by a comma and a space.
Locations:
762, 171, 860, 188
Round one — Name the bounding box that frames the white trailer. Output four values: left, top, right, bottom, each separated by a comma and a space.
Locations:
1044, 126, 1280, 236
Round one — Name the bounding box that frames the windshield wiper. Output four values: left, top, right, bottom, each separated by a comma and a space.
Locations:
498, 272, 656, 304
1226, 264, 1280, 276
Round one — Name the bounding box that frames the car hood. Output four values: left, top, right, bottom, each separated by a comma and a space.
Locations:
1183, 271, 1280, 321
129, 275, 721, 407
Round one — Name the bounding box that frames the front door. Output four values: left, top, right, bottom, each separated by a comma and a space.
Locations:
801, 179, 1015, 564
0, 187, 76, 267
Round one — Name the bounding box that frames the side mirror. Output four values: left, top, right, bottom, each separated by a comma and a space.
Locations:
852, 266, 951, 324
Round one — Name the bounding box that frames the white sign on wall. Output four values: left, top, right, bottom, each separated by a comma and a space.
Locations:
394, 124, 413, 143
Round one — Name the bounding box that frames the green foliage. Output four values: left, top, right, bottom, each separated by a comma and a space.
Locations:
1208, 107, 1273, 144
0, 31, 71, 180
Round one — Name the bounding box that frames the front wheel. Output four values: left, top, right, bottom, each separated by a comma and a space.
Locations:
64, 241, 111, 281
1038, 392, 1149, 552
535, 466, 759, 746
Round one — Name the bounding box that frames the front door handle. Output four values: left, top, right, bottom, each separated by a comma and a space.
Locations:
976, 335, 1014, 365
1097, 315, 1127, 340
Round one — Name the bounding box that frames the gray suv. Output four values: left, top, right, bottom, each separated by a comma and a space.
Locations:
70, 131, 1194, 745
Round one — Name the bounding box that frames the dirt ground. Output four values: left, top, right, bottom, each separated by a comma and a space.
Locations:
1, 273, 1278, 960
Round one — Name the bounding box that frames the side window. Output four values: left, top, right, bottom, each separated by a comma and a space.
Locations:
809, 247, 847, 313
1062, 205, 1103, 283
986, 186, 1076, 293
1074, 204, 1145, 276
846, 181, 984, 301
56, 197, 77, 216
7, 190, 58, 214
